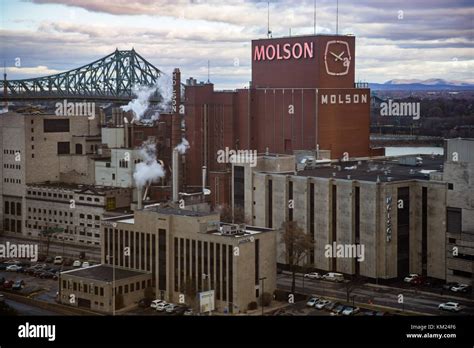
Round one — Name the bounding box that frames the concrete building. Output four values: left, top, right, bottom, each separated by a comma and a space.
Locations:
19, 183, 131, 260
60, 264, 152, 312
96, 206, 277, 313
1, 111, 101, 237
443, 138, 474, 286
102, 207, 276, 312
234, 154, 447, 281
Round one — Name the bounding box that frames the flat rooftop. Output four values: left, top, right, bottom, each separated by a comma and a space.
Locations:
297, 155, 444, 182
61, 264, 149, 282
144, 206, 216, 217
27, 182, 126, 193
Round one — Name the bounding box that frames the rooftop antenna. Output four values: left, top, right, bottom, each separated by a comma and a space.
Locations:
313, 0, 317, 34
289, 28, 292, 37
336, 0, 339, 35
267, 1, 272, 38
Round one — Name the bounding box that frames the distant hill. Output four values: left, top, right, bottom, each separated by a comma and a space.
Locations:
368, 79, 474, 91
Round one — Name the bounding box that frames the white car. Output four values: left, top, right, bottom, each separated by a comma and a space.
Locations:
438, 302, 461, 312
306, 297, 319, 307
72, 260, 82, 268
156, 302, 169, 311
403, 274, 420, 283
304, 272, 321, 279
81, 262, 90, 268
450, 284, 469, 293
6, 264, 22, 272
150, 299, 166, 309
315, 299, 330, 309
53, 256, 63, 265
342, 306, 360, 316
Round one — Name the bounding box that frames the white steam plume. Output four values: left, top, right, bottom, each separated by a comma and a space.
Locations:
133, 141, 165, 188
175, 138, 190, 154
121, 84, 157, 122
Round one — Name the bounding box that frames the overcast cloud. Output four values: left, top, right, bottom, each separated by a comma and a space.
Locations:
0, 0, 472, 88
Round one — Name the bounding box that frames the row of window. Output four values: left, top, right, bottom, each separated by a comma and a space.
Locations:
28, 207, 73, 216
28, 191, 73, 199
3, 149, 20, 155
3, 218, 22, 233
4, 201, 21, 216
3, 178, 21, 184
27, 190, 102, 203
115, 279, 152, 295
3, 164, 21, 170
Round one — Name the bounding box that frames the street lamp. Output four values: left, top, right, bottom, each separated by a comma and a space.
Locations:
106, 254, 115, 315
259, 277, 267, 316
202, 273, 212, 316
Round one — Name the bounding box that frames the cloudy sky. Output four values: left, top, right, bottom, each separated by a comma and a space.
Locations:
0, 0, 473, 89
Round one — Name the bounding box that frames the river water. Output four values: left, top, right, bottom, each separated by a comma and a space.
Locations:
385, 146, 444, 156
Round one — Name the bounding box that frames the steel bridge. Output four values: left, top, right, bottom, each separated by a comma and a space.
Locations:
1, 49, 165, 102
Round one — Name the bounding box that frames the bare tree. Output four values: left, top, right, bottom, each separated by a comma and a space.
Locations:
281, 221, 314, 294
218, 204, 247, 224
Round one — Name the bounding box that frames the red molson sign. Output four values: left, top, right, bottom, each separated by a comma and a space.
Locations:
253, 42, 314, 61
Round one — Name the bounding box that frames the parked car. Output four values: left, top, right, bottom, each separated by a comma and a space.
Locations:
451, 284, 470, 293
39, 271, 57, 279
324, 301, 338, 311
72, 260, 82, 268
3, 280, 14, 289
0, 263, 8, 271
0, 294, 4, 302
315, 299, 330, 309
362, 310, 376, 316
306, 297, 319, 307
63, 259, 73, 267
4, 260, 20, 265
184, 308, 194, 316
404, 274, 420, 283
342, 306, 360, 316
138, 298, 152, 308
45, 256, 54, 263
6, 265, 23, 272
165, 304, 179, 313
304, 272, 322, 279
443, 282, 459, 291
81, 262, 90, 268
438, 302, 461, 312
322, 272, 344, 282
12, 280, 25, 290
53, 256, 63, 265
173, 306, 188, 316
156, 302, 169, 311
412, 276, 426, 285
333, 305, 346, 314
150, 299, 166, 309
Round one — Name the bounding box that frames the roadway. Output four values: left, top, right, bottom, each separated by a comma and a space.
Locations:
277, 273, 474, 316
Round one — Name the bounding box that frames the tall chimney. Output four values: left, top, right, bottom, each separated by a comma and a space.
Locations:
172, 148, 179, 202
202, 166, 207, 193
137, 187, 143, 210
171, 68, 182, 149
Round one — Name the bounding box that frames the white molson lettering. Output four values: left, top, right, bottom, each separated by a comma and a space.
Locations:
320, 94, 368, 105
254, 42, 314, 61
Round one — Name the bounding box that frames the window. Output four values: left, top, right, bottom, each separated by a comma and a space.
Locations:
448, 183, 454, 190
57, 142, 70, 155
44, 119, 70, 133
112, 174, 115, 180
447, 208, 462, 233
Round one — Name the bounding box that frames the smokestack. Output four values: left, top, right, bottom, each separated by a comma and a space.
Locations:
124, 117, 129, 148
171, 68, 182, 149
137, 187, 143, 210
202, 166, 207, 193
172, 148, 179, 202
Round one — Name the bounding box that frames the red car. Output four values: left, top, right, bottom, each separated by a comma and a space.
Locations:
412, 276, 426, 285
3, 280, 14, 289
